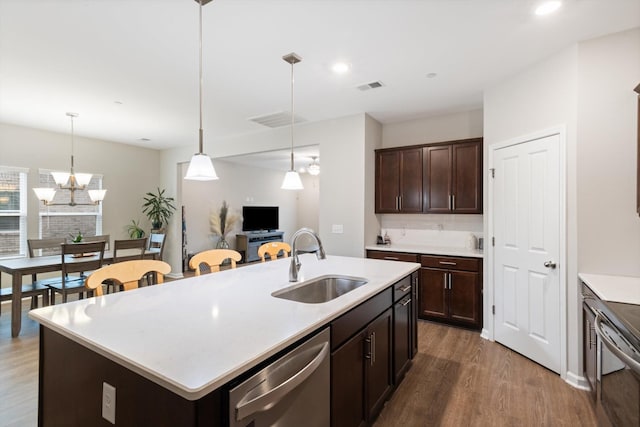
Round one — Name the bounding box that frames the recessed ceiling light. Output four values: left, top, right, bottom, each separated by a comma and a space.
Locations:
114, 101, 123, 105
332, 62, 350, 74
535, 1, 562, 16
138, 138, 150, 142
426, 73, 438, 78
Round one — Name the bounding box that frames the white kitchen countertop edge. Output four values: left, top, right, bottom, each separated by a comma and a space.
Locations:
579, 272, 640, 305
29, 255, 420, 401
366, 244, 484, 258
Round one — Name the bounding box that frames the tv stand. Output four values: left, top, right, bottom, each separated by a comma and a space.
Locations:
236, 231, 284, 263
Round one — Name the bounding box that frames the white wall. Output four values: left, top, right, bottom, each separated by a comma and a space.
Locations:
297, 173, 319, 232
161, 114, 369, 275
364, 114, 383, 247
577, 27, 640, 275
180, 159, 299, 257
0, 122, 161, 240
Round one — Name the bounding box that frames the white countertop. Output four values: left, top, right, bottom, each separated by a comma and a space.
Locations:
29, 255, 419, 401
366, 243, 483, 258
579, 273, 640, 305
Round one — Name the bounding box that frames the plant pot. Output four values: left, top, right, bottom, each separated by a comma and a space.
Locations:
152, 221, 163, 230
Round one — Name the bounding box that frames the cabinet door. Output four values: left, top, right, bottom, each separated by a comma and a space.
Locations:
452, 140, 482, 213
423, 145, 452, 213
366, 308, 393, 423
399, 148, 423, 212
375, 151, 400, 213
394, 296, 412, 384
448, 270, 480, 326
419, 268, 447, 319
583, 304, 597, 400
331, 331, 367, 427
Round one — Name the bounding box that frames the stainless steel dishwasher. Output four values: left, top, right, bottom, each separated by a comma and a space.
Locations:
228, 327, 330, 427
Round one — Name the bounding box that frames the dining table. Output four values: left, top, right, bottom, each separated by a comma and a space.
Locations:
0, 249, 160, 337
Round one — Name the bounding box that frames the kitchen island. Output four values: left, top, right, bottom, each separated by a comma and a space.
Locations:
30, 254, 420, 426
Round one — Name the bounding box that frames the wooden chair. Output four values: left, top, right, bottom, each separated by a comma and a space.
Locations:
258, 242, 291, 262
148, 233, 166, 260
82, 234, 111, 250
105, 237, 148, 293
189, 249, 242, 276
47, 241, 106, 304
85, 260, 171, 297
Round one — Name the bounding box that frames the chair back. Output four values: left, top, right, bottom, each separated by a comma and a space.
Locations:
189, 249, 242, 276
61, 241, 106, 283
258, 242, 291, 262
85, 260, 171, 296
148, 233, 166, 260
82, 234, 111, 250
113, 237, 148, 263
28, 237, 66, 257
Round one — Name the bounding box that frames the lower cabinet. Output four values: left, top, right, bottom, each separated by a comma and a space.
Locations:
419, 255, 482, 329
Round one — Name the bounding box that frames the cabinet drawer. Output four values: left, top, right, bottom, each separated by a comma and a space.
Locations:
367, 250, 418, 263
331, 287, 393, 351
420, 255, 479, 272
393, 275, 412, 302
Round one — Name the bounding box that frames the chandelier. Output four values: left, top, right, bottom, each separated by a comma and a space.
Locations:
33, 112, 107, 206
307, 156, 320, 176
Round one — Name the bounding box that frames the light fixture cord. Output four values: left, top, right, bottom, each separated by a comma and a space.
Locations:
69, 114, 75, 174
290, 60, 295, 171
198, 0, 204, 155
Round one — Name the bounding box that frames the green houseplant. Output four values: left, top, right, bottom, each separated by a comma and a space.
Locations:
142, 188, 176, 230
126, 219, 146, 238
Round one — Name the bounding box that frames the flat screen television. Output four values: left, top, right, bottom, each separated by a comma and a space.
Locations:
242, 206, 279, 232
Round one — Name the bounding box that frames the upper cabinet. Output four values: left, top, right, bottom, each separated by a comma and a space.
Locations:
375, 138, 483, 214
375, 147, 423, 213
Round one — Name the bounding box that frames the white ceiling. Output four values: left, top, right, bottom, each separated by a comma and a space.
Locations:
1, 0, 639, 156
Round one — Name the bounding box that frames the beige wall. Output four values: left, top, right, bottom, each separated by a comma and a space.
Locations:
577, 27, 640, 275
297, 173, 320, 232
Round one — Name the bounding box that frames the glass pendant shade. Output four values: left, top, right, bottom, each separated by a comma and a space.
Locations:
33, 188, 56, 202
74, 173, 93, 187
88, 189, 107, 202
185, 153, 219, 181
281, 170, 304, 190
307, 157, 320, 176
51, 172, 70, 186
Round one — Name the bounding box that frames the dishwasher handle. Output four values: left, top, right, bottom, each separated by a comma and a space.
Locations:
594, 313, 640, 376
235, 341, 329, 421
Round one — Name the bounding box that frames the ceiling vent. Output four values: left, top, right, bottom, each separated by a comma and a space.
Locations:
357, 81, 385, 91
249, 111, 307, 128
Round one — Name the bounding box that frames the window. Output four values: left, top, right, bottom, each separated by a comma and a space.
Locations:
0, 166, 28, 259
38, 170, 104, 240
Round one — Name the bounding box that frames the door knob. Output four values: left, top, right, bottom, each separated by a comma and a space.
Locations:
544, 261, 557, 269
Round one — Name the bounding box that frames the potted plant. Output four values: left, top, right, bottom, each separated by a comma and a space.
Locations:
142, 188, 176, 230
126, 219, 146, 239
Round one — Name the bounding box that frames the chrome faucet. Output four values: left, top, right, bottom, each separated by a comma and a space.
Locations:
289, 227, 326, 282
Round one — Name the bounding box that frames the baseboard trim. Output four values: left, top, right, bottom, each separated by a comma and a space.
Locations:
565, 371, 590, 390
166, 272, 184, 280
480, 328, 492, 341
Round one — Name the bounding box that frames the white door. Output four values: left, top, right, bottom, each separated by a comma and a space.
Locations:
493, 134, 561, 373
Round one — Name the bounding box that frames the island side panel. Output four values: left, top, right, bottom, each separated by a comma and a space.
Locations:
38, 327, 222, 426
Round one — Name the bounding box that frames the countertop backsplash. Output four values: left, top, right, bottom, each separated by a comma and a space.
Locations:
378, 214, 483, 249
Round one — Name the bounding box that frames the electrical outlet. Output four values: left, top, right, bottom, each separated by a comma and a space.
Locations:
102, 382, 116, 424
331, 224, 343, 234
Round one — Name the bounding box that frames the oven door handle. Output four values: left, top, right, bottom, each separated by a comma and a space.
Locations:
594, 313, 640, 376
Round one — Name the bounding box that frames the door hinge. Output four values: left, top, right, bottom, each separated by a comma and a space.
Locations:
490, 168, 495, 178
492, 305, 495, 315
492, 237, 495, 247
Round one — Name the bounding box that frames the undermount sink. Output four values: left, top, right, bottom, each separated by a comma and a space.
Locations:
272, 275, 369, 304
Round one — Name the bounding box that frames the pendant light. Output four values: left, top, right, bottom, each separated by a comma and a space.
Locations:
307, 156, 320, 176
185, 0, 218, 181
281, 52, 304, 190
33, 112, 107, 206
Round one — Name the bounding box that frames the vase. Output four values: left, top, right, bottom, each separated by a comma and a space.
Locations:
216, 237, 230, 249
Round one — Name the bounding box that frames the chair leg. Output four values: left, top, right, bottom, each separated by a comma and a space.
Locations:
31, 296, 38, 310
43, 290, 50, 307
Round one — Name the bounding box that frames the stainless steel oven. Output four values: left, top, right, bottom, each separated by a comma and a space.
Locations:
593, 305, 640, 426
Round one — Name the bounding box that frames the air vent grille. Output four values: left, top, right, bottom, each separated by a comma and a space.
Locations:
249, 111, 307, 128
357, 81, 385, 91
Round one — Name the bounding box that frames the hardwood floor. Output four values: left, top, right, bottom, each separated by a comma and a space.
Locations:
0, 301, 596, 427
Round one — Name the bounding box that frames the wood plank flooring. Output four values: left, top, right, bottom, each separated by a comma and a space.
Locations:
0, 301, 596, 427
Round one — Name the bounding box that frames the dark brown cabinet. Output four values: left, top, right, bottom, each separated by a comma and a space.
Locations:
375, 138, 482, 215
331, 307, 393, 427
419, 255, 482, 329
375, 147, 423, 213
393, 275, 414, 384
423, 139, 482, 214
582, 284, 597, 401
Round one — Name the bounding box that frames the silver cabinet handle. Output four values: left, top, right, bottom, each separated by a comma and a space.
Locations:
401, 297, 412, 306
384, 256, 400, 261
448, 194, 452, 210
448, 273, 452, 290
397, 284, 411, 293
235, 341, 329, 421
371, 332, 376, 366
544, 261, 557, 269
439, 261, 457, 266
399, 196, 402, 210
594, 314, 640, 376
443, 273, 448, 289
452, 194, 456, 210
365, 334, 372, 365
